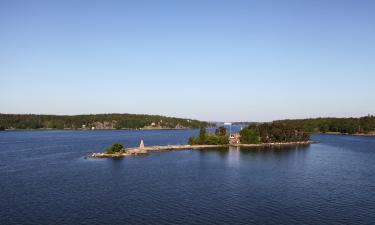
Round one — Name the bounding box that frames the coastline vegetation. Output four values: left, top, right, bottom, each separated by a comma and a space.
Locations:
189, 123, 310, 146
188, 127, 229, 145
105, 143, 124, 154
275, 115, 375, 135
239, 127, 260, 144
234, 115, 375, 136
240, 123, 310, 144
0, 113, 210, 130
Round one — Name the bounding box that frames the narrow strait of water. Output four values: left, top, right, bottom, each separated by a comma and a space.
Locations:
1, 129, 375, 225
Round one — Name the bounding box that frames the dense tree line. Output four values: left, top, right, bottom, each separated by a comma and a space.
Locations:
235, 115, 375, 135
0, 114, 210, 130
189, 127, 229, 145
275, 115, 375, 135
240, 122, 310, 144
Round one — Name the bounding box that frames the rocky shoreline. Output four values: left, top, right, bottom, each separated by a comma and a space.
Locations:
87, 141, 317, 158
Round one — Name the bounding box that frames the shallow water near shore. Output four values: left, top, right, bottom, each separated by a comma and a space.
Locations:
1, 129, 375, 225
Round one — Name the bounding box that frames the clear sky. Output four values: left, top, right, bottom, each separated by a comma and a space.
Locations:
0, 0, 374, 122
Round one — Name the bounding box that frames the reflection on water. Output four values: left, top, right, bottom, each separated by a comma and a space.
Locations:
198, 147, 229, 157
239, 144, 311, 159
198, 144, 311, 161
197, 145, 312, 168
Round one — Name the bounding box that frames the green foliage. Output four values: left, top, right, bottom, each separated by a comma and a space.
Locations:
188, 136, 200, 145
239, 128, 260, 144
215, 126, 227, 136
189, 128, 229, 145
206, 134, 229, 145
245, 122, 310, 143
106, 143, 124, 154
235, 115, 375, 136
190, 121, 312, 145
274, 115, 375, 135
199, 127, 207, 144
0, 114, 211, 130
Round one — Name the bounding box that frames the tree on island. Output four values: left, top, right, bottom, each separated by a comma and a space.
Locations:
240, 127, 260, 144
188, 127, 229, 145
240, 123, 310, 143
215, 126, 227, 136
199, 127, 207, 144
106, 143, 124, 154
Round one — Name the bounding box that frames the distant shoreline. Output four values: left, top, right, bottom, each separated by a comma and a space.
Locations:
3, 129, 374, 137
2, 127, 197, 131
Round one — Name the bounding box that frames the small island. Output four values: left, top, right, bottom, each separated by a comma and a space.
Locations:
88, 123, 316, 158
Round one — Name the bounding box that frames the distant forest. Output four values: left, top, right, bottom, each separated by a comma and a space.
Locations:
0, 114, 210, 130
236, 115, 375, 135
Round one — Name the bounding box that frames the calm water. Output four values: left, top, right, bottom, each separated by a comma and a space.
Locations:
1, 130, 375, 225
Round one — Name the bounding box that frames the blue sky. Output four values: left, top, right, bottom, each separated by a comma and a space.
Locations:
0, 0, 374, 121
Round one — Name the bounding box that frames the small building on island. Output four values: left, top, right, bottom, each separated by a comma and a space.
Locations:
229, 133, 241, 144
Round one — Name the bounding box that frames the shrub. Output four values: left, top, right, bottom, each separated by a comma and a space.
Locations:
199, 127, 207, 144
105, 143, 124, 154
215, 126, 227, 136
240, 128, 260, 144
206, 134, 229, 145
188, 136, 200, 145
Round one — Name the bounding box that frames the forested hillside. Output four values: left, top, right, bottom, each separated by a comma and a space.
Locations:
234, 115, 375, 135
276, 115, 375, 134
0, 114, 210, 130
